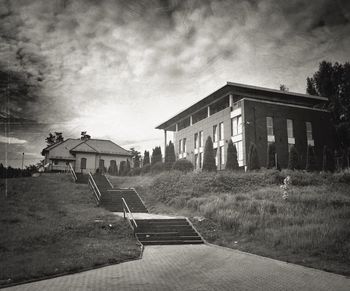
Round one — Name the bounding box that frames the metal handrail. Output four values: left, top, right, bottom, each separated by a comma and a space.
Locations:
69, 163, 77, 181
88, 172, 101, 203
88, 179, 100, 204
122, 198, 138, 230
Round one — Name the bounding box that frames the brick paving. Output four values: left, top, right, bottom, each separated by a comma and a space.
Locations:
4, 244, 349, 291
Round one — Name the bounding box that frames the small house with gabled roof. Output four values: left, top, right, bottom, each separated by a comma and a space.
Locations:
41, 138, 132, 173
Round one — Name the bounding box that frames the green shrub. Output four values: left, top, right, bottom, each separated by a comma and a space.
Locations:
151, 146, 162, 165
267, 143, 276, 169
143, 151, 150, 166
119, 161, 127, 176
288, 145, 299, 170
140, 164, 151, 174
322, 145, 335, 172
202, 136, 216, 172
248, 143, 260, 170
151, 162, 166, 174
130, 167, 141, 176
306, 145, 318, 172
172, 159, 194, 172
226, 140, 239, 170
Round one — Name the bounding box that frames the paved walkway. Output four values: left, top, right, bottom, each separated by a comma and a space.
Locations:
5, 244, 349, 291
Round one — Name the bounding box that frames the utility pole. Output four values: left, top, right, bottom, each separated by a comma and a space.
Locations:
22, 153, 24, 170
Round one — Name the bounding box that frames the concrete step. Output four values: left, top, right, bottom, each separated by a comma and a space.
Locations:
140, 240, 204, 245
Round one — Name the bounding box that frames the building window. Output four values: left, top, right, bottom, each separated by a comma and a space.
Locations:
179, 139, 182, 153
219, 122, 224, 140
266, 117, 274, 136
199, 131, 203, 147
54, 160, 58, 165
183, 138, 187, 154
199, 152, 203, 168
213, 125, 218, 142
306, 121, 313, 141
287, 119, 294, 138
234, 141, 243, 162
219, 146, 225, 165
81, 158, 86, 169
231, 115, 242, 136
194, 154, 198, 169
194, 133, 198, 149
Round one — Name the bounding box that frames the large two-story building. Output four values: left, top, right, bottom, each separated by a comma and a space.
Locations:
156, 82, 335, 170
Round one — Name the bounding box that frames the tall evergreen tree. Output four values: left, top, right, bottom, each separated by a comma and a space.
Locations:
126, 159, 131, 175
266, 143, 276, 168
322, 145, 335, 172
165, 141, 176, 170
202, 136, 216, 171
306, 145, 318, 172
151, 146, 163, 165
288, 145, 299, 170
226, 140, 239, 170
247, 143, 260, 170
143, 151, 150, 166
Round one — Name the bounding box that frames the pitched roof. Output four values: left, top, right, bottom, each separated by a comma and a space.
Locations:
41, 139, 83, 156
70, 139, 131, 156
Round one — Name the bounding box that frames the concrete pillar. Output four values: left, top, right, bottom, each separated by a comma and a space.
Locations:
207, 106, 210, 117
229, 94, 233, 107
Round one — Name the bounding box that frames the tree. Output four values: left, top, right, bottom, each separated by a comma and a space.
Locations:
202, 136, 216, 172
119, 161, 127, 176
288, 145, 299, 170
143, 151, 150, 166
306, 145, 318, 172
226, 140, 239, 170
165, 141, 176, 170
151, 146, 162, 165
126, 159, 131, 175
266, 143, 276, 169
81, 131, 91, 140
130, 148, 141, 168
108, 161, 118, 176
247, 143, 260, 170
322, 145, 335, 172
306, 61, 350, 149
45, 132, 64, 146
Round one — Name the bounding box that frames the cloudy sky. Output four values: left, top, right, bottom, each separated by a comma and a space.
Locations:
1, 0, 349, 167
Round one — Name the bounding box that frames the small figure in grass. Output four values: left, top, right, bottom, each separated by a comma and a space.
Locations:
280, 176, 291, 200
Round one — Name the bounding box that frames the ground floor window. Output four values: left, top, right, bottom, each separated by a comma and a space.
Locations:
194, 154, 198, 169
199, 152, 203, 168
234, 141, 243, 162
81, 158, 86, 169
219, 146, 225, 165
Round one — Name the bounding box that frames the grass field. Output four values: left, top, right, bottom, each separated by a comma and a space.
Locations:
109, 170, 350, 275
0, 174, 141, 286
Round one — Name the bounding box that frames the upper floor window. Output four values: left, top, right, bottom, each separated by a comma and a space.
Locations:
287, 119, 294, 138
219, 122, 224, 140
213, 125, 218, 142
194, 133, 198, 149
306, 122, 313, 141
266, 117, 274, 136
231, 115, 242, 136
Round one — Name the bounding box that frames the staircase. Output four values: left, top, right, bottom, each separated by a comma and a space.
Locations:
88, 174, 204, 245
75, 173, 89, 184
135, 219, 204, 245
101, 189, 148, 213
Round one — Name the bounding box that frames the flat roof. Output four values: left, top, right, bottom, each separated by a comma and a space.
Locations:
156, 82, 328, 130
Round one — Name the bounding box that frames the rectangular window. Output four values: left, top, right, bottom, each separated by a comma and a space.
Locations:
231, 115, 242, 136
287, 119, 294, 138
266, 117, 274, 136
220, 146, 225, 165
199, 152, 203, 168
194, 154, 198, 169
183, 138, 186, 153
194, 133, 198, 149
199, 131, 203, 147
306, 122, 313, 140
219, 122, 224, 140
213, 125, 218, 142
235, 141, 243, 162
179, 139, 182, 153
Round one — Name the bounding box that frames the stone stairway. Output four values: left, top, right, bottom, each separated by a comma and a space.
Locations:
90, 174, 203, 245
135, 219, 204, 245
